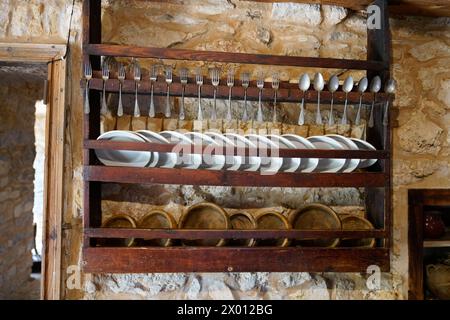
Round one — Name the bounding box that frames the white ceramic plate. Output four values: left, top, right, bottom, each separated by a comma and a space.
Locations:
204, 132, 242, 171
135, 130, 177, 168
306, 136, 346, 173
325, 134, 360, 173
222, 133, 261, 172
281, 134, 318, 173
350, 138, 378, 168
245, 134, 283, 174
185, 132, 225, 170
159, 131, 202, 169
95, 130, 152, 167
265, 135, 301, 173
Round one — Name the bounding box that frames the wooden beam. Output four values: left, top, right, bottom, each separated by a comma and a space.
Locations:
41, 59, 66, 300
83, 247, 390, 273
0, 43, 66, 63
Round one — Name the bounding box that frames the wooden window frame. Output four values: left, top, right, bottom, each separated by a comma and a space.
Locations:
0, 43, 67, 300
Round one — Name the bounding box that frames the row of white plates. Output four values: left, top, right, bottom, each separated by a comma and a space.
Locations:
95, 130, 377, 173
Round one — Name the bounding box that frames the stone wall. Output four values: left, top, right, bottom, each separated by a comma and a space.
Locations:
0, 69, 44, 299
1, 0, 450, 300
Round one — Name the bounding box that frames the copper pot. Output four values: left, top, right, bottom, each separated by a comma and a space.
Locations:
424, 211, 446, 239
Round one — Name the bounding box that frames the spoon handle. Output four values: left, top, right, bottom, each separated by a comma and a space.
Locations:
133, 82, 140, 117
101, 81, 108, 115
165, 85, 171, 118
328, 93, 334, 126
383, 99, 390, 126
273, 91, 277, 124
257, 89, 263, 122
315, 91, 322, 125
368, 100, 375, 128
179, 85, 185, 120
355, 94, 363, 125
298, 96, 305, 125
341, 93, 348, 125
242, 88, 248, 122
84, 80, 90, 115
149, 83, 155, 118
197, 85, 203, 121
211, 88, 217, 121
117, 82, 123, 117
226, 87, 232, 121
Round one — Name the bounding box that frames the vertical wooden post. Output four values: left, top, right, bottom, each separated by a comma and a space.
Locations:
365, 0, 392, 251
408, 190, 424, 300
82, 0, 102, 248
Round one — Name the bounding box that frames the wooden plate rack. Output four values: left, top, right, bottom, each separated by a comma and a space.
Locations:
81, 0, 393, 273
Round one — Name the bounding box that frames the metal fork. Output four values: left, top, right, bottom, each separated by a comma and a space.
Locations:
117, 63, 125, 117
179, 68, 188, 120
226, 69, 234, 121
241, 72, 250, 121
83, 62, 92, 114
165, 66, 173, 118
133, 62, 141, 117
100, 61, 109, 115
196, 68, 203, 121
272, 73, 280, 123
256, 73, 264, 122
149, 65, 157, 118
211, 68, 220, 121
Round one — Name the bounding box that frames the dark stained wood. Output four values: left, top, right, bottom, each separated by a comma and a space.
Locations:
419, 189, 450, 206
408, 190, 424, 300
87, 44, 388, 71
84, 140, 389, 159
84, 166, 387, 187
82, 0, 102, 247
83, 247, 390, 273
390, 0, 450, 17
84, 76, 391, 105
81, 0, 394, 273
86, 228, 388, 240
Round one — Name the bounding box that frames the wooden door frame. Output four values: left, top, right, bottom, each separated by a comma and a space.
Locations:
0, 43, 67, 300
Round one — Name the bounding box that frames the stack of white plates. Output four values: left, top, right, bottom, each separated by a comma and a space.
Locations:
95, 130, 378, 173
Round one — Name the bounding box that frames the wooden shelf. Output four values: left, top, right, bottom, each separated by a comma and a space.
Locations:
84, 165, 386, 187
423, 231, 450, 248
86, 44, 387, 70
85, 228, 388, 240
83, 247, 390, 273
84, 74, 391, 105
82, 0, 393, 273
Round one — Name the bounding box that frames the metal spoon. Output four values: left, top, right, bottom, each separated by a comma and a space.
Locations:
383, 79, 396, 126
341, 76, 354, 125
368, 76, 382, 128
314, 73, 324, 125
327, 75, 339, 126
355, 77, 368, 125
298, 73, 310, 125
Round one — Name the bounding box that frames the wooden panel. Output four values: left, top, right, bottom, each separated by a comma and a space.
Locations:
408, 190, 424, 300
41, 59, 66, 300
85, 228, 388, 239
84, 140, 389, 159
0, 43, 66, 63
419, 189, 450, 206
390, 0, 450, 17
86, 44, 387, 70
83, 247, 390, 273
84, 166, 387, 187
84, 76, 390, 105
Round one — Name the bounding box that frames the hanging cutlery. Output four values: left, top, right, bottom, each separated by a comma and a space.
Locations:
368, 76, 381, 128
256, 73, 264, 122
83, 62, 92, 114
241, 72, 250, 122
298, 73, 310, 125
149, 65, 157, 118
117, 63, 125, 117
272, 73, 280, 123
195, 68, 203, 121
313, 73, 324, 125
100, 61, 109, 115
133, 62, 141, 117
341, 76, 354, 125
210, 68, 220, 121
327, 75, 339, 126
226, 69, 234, 121
165, 66, 173, 118
355, 77, 368, 125
179, 68, 188, 121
